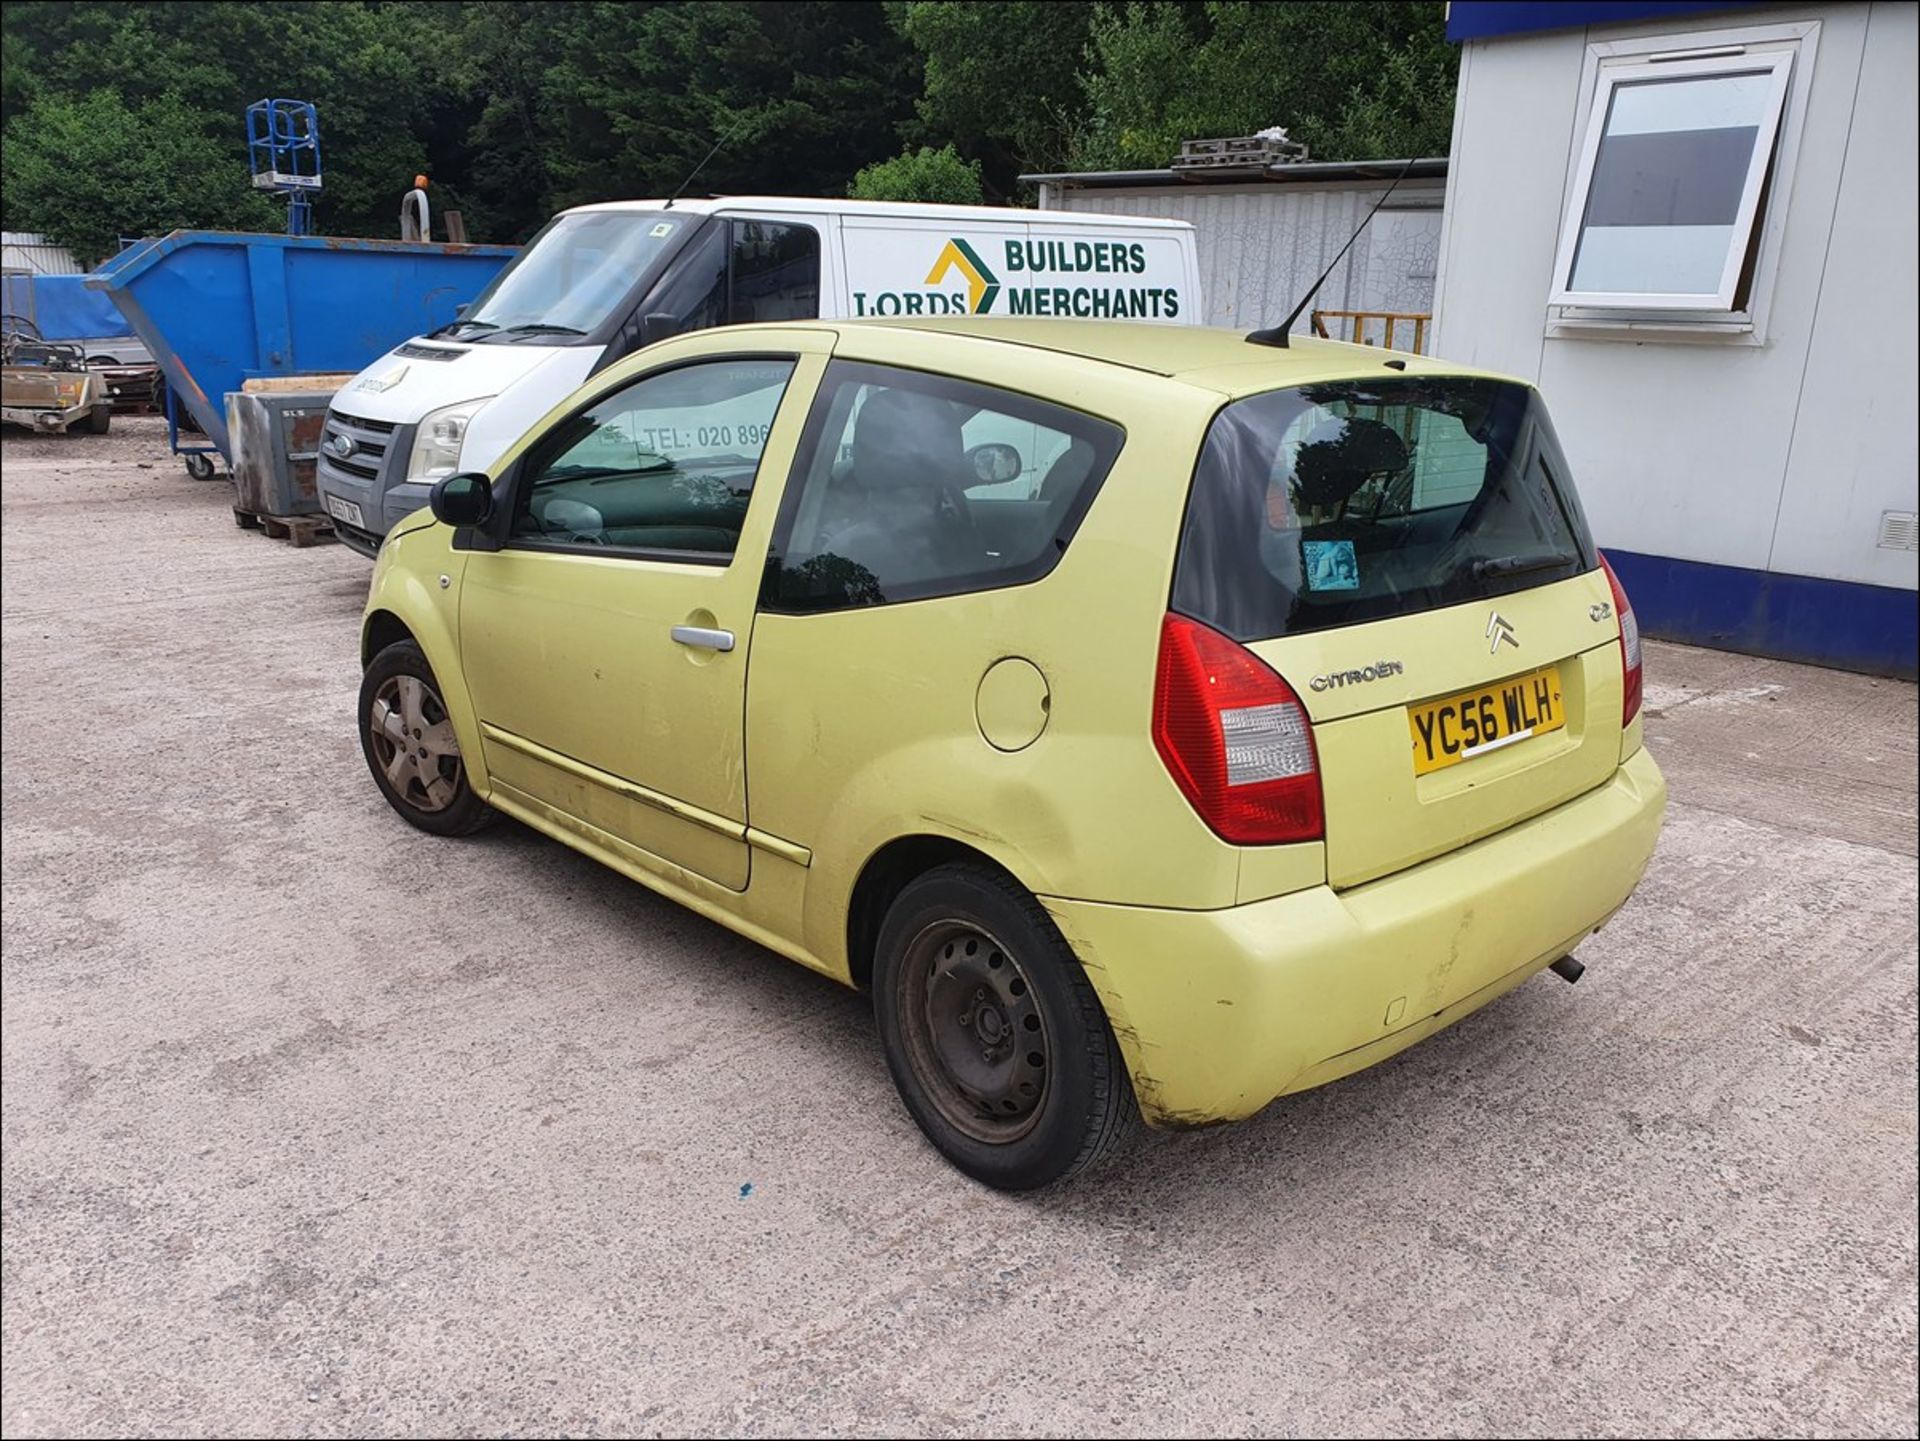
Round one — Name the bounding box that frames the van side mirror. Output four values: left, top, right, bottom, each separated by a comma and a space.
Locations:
430, 472, 493, 528
965, 442, 1023, 487
454, 302, 469, 318
639, 311, 681, 349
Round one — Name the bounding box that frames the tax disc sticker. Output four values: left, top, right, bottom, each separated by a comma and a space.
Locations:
1304, 539, 1359, 591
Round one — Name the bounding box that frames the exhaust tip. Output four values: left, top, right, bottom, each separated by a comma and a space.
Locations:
1549, 955, 1585, 985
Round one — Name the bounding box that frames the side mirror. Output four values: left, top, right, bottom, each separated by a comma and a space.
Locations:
454, 302, 469, 318
639, 311, 681, 349
965, 441, 1023, 488
429, 471, 493, 528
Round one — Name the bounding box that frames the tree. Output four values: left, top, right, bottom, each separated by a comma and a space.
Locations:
849, 145, 984, 204
443, 1, 565, 241
525, 2, 918, 214
896, 1, 1095, 191
1, 2, 911, 250
0, 89, 278, 265
0, 0, 455, 241
1071, 1, 1456, 170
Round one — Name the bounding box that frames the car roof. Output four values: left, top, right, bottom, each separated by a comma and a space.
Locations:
835, 318, 1522, 397
557, 196, 1194, 231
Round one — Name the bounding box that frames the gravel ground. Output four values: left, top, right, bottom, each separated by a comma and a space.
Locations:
3, 416, 1916, 1438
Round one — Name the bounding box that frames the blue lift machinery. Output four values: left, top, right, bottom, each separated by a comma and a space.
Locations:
245, 99, 322, 237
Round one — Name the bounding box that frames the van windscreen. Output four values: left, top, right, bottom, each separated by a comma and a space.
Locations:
455, 212, 687, 340
1171, 378, 1598, 641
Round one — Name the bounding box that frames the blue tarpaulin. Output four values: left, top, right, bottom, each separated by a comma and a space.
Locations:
2, 273, 135, 339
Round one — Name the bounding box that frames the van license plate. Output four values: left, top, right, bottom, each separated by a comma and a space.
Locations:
1408, 664, 1565, 776
323, 495, 364, 528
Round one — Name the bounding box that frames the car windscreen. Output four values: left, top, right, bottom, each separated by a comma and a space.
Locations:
1170, 377, 1599, 642
444, 211, 688, 343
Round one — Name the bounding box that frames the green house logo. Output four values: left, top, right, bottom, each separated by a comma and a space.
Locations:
924, 238, 1000, 314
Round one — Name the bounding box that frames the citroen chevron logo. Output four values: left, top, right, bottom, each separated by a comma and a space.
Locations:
925, 238, 1001, 313
1487, 612, 1518, 653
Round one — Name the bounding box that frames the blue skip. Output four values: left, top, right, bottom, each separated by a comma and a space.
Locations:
85, 230, 516, 471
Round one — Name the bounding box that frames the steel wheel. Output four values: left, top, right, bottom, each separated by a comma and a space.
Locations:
367, 674, 463, 814
897, 920, 1052, 1145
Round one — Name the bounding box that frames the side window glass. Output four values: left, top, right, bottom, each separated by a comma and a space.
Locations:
768, 360, 1123, 612
730, 222, 820, 323
647, 223, 728, 337
512, 358, 797, 557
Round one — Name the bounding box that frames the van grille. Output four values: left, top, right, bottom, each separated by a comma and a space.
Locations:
318, 408, 397, 483
328, 408, 396, 434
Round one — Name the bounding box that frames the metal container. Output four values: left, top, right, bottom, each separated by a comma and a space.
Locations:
85, 231, 517, 466
225, 387, 339, 517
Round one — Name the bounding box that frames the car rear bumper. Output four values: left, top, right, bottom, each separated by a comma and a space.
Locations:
1043, 747, 1667, 1128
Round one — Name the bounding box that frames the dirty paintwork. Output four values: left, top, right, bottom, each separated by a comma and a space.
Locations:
364, 319, 1667, 1128
4, 416, 1914, 1435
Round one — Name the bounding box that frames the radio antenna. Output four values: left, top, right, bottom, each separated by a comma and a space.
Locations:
663, 117, 746, 209
1247, 156, 1420, 348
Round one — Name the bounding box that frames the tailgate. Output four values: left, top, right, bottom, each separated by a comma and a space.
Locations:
1251, 570, 1625, 888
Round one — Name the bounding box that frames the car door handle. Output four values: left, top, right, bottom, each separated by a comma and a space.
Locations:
670, 624, 735, 652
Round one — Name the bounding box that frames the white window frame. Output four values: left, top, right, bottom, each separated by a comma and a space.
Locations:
1550, 49, 1792, 311
1546, 18, 1820, 341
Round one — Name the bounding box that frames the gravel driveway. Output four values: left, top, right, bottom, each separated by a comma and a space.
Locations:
4, 417, 1915, 1437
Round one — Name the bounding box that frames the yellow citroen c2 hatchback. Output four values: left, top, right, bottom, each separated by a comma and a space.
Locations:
357, 318, 1666, 1189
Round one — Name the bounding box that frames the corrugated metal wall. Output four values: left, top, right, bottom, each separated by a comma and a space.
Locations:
1, 232, 84, 276
1039, 183, 1445, 341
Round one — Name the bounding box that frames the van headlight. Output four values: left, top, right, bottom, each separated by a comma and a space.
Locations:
408, 398, 492, 480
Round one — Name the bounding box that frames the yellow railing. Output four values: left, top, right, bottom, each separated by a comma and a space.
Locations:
1311, 309, 1431, 355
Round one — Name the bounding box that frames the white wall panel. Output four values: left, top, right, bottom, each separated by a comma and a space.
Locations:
1768, 1, 1920, 588
1432, 1, 1913, 591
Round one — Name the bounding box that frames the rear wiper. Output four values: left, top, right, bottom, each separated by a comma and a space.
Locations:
1469, 550, 1579, 580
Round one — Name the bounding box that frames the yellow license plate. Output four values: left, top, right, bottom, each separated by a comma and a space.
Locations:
1408, 664, 1565, 776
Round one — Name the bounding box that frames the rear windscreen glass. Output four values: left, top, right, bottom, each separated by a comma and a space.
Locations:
1171, 378, 1599, 641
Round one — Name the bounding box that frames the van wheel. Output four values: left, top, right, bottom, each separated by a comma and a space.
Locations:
873, 863, 1136, 1190
358, 640, 496, 837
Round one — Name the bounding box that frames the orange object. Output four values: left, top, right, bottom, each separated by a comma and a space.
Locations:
414, 174, 429, 190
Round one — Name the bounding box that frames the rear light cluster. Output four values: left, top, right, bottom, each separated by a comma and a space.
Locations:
1152, 614, 1324, 845
1599, 553, 1643, 726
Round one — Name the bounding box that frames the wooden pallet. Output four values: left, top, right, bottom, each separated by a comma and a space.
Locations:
232, 506, 335, 548
1172, 133, 1310, 172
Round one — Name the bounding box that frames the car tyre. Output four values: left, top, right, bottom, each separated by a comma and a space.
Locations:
358, 640, 496, 837
83, 405, 111, 435
874, 862, 1137, 1190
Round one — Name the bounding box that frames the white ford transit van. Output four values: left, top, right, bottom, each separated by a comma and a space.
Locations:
316, 196, 1202, 555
